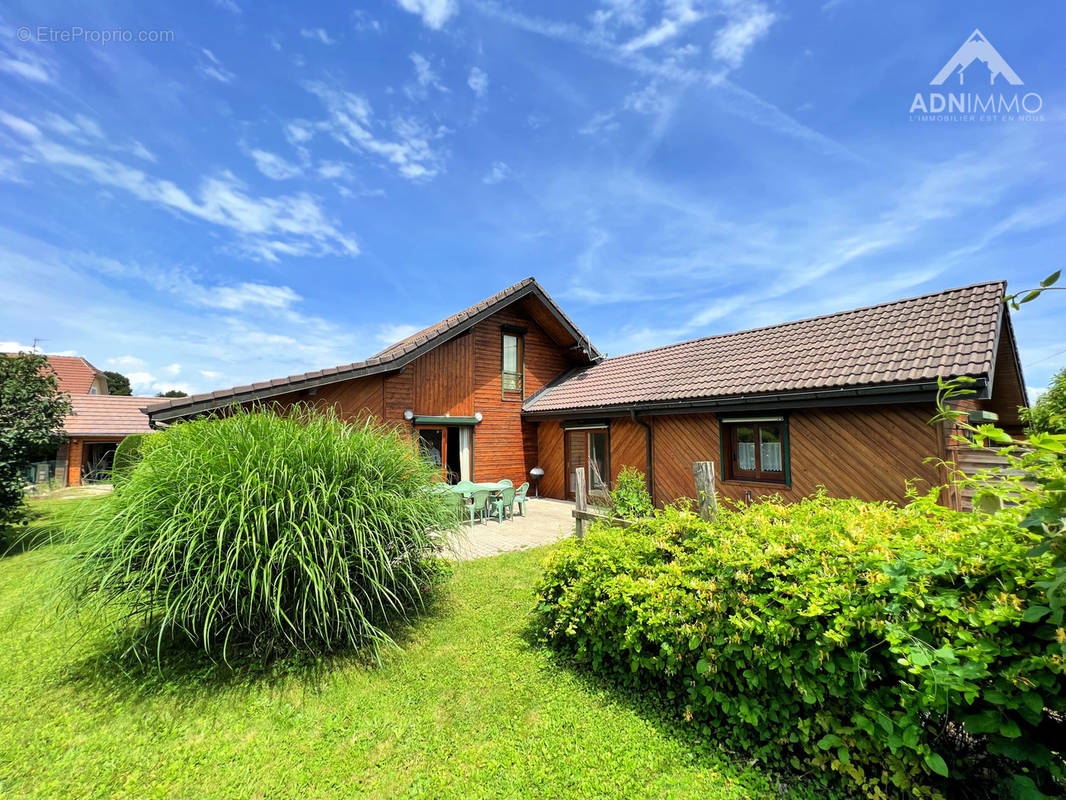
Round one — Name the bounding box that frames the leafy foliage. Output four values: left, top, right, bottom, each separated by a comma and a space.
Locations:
610, 466, 654, 520
110, 432, 157, 486
533, 494, 1064, 799
0, 353, 70, 528
1022, 367, 1066, 435
61, 406, 458, 661
155, 389, 187, 398
102, 370, 132, 396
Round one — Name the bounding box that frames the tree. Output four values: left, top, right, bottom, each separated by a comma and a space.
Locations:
1023, 366, 1066, 434
155, 389, 188, 398
103, 370, 132, 396
0, 354, 71, 526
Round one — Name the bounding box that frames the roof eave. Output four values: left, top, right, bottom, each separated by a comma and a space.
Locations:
522, 378, 987, 419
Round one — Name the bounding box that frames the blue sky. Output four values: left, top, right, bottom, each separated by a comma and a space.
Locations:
0, 1, 1063, 399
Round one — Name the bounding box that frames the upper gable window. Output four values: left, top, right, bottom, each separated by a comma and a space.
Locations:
502, 331, 524, 399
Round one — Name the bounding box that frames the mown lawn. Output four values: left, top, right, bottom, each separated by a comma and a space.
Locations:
0, 498, 822, 800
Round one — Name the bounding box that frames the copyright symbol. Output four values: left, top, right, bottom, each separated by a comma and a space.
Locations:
16, 26, 31, 42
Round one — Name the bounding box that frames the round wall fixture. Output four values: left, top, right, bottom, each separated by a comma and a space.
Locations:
474, 412, 483, 422
403, 409, 414, 421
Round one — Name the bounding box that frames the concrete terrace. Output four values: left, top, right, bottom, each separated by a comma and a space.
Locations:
449, 498, 575, 561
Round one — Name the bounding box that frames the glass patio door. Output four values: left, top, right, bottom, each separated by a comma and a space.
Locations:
566, 427, 608, 498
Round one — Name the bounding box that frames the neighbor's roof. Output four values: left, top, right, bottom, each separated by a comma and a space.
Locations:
65, 395, 154, 436
523, 281, 1008, 414
38, 355, 105, 395
147, 277, 600, 420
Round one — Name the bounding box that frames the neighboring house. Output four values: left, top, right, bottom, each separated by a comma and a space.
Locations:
146, 279, 1025, 510
62, 395, 154, 485
5, 353, 154, 486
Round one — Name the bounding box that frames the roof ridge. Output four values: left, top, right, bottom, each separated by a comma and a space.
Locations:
601, 280, 1006, 364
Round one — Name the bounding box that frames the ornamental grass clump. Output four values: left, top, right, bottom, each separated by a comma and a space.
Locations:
63, 406, 457, 660
533, 492, 1064, 799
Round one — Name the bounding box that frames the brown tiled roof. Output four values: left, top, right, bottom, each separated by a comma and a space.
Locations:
65, 395, 154, 436
43, 355, 104, 394
147, 278, 600, 421
523, 281, 1007, 414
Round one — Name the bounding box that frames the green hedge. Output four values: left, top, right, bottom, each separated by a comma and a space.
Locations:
533, 493, 1064, 798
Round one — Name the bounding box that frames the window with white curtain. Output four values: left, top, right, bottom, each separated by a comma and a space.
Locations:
723, 417, 787, 483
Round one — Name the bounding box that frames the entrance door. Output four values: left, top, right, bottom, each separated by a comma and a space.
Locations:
566, 427, 608, 498
417, 425, 472, 484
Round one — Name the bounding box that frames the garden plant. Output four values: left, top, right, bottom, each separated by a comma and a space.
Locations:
62, 406, 457, 661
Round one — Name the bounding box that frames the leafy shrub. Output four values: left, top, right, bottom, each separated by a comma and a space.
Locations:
63, 406, 457, 660
1022, 369, 1066, 435
533, 493, 1064, 798
610, 466, 654, 520
110, 432, 157, 486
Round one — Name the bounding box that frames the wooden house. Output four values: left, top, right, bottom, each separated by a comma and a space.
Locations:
147, 279, 1025, 510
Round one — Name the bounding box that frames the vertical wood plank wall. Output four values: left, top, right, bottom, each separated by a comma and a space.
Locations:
533, 404, 945, 508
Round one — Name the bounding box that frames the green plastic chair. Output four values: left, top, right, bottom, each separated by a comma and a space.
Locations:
453, 480, 475, 494
468, 489, 492, 524
490, 486, 516, 523
496, 478, 513, 489
513, 482, 530, 516
439, 489, 465, 523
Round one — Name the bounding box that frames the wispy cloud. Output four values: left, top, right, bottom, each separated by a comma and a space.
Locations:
0, 45, 54, 83
248, 148, 303, 180
196, 48, 235, 83
621, 0, 702, 53
467, 66, 489, 97
396, 0, 458, 29
301, 27, 336, 45
482, 161, 510, 184
0, 113, 357, 261
711, 1, 777, 68
304, 82, 449, 181
406, 52, 449, 99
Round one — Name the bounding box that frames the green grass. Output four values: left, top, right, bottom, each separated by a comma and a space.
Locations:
0, 498, 827, 800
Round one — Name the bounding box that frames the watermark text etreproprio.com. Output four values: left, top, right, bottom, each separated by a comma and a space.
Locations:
16, 25, 175, 44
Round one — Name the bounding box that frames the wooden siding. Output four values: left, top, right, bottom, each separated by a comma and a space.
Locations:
577, 404, 948, 507
609, 417, 648, 484
536, 420, 566, 499
413, 332, 475, 417
472, 307, 572, 486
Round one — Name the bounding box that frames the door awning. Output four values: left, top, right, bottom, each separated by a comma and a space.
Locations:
413, 415, 481, 426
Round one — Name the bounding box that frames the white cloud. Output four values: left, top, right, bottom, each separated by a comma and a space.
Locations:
200, 369, 222, 380
467, 66, 489, 97
396, 0, 458, 29
161, 363, 182, 377
407, 53, 449, 99
0, 340, 40, 353
482, 161, 510, 184
127, 140, 156, 162
376, 323, 423, 345
0, 113, 358, 260
249, 149, 303, 180
578, 111, 619, 135
0, 49, 54, 83
352, 10, 382, 32
285, 120, 315, 145
316, 160, 352, 179
197, 48, 235, 83
1028, 386, 1048, 404
301, 28, 336, 45
621, 0, 702, 53
624, 81, 669, 114
107, 355, 146, 369
711, 1, 776, 68
215, 0, 241, 12
202, 283, 301, 311
306, 82, 449, 181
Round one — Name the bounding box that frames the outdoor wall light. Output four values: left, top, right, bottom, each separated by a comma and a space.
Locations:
474, 412, 483, 422
403, 409, 414, 421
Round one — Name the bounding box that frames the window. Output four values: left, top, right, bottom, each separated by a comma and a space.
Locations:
722, 417, 788, 483
502, 332, 524, 398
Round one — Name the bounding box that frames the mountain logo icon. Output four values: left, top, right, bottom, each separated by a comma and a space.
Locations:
930, 29, 1023, 86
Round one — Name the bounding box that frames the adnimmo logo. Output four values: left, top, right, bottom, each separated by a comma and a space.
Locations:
909, 29, 1044, 122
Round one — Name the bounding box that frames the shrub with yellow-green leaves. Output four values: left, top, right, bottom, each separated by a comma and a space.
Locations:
533, 492, 1065, 799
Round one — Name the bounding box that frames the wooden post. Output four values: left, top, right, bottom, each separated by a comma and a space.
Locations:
574, 467, 587, 538
692, 461, 718, 521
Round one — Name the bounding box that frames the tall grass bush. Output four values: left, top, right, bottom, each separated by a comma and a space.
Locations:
62, 406, 457, 660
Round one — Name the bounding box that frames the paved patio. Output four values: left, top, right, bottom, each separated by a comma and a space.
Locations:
448, 497, 575, 561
